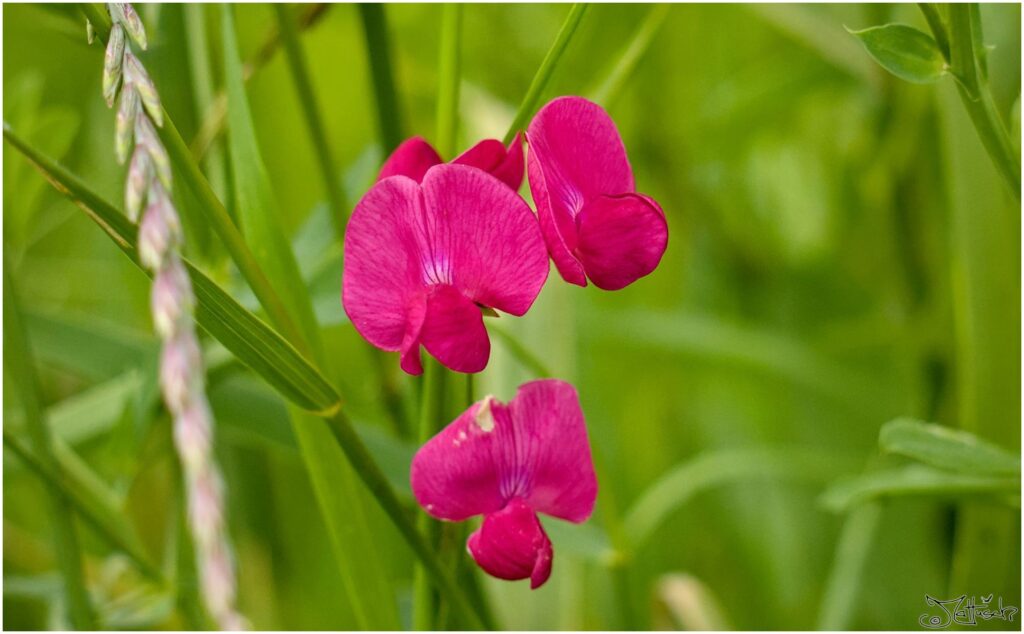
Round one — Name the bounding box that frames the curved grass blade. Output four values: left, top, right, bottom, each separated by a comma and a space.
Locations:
3, 121, 339, 414
4, 118, 487, 630
78, 3, 309, 353
624, 447, 859, 548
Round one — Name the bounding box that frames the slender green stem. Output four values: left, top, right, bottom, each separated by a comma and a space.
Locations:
435, 4, 463, 157
79, 4, 311, 355
183, 5, 229, 211
4, 122, 487, 631
324, 408, 490, 630
275, 4, 349, 238
503, 3, 589, 144
189, 4, 332, 162
3, 430, 163, 583
916, 4, 949, 59
939, 4, 1020, 198
413, 360, 448, 630
4, 265, 95, 629
590, 5, 669, 107
358, 4, 404, 154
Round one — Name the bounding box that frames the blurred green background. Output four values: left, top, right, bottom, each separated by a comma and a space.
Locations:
3, 3, 1021, 630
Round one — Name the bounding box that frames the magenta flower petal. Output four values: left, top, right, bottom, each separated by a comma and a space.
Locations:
420, 165, 548, 317
576, 193, 668, 290
409, 397, 509, 521
410, 379, 597, 588
377, 136, 443, 183
421, 284, 490, 374
453, 133, 525, 191
344, 164, 548, 375
467, 498, 554, 589
526, 96, 667, 289
342, 176, 426, 355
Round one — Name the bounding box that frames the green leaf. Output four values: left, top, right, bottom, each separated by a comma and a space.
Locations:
821, 465, 1020, 512
2, 121, 340, 415
847, 23, 948, 83
623, 447, 859, 548
879, 418, 1021, 477
222, 8, 401, 628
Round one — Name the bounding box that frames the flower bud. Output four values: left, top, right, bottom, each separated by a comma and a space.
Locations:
190, 468, 225, 547
123, 52, 162, 127
117, 3, 148, 51
135, 116, 171, 188
103, 24, 125, 107
174, 400, 212, 473
160, 330, 203, 412
151, 256, 194, 338
201, 541, 238, 621
137, 184, 180, 270
115, 85, 139, 164
125, 145, 152, 222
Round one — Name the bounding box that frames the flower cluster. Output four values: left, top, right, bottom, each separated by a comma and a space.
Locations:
98, 4, 244, 628
344, 96, 666, 588
343, 96, 667, 376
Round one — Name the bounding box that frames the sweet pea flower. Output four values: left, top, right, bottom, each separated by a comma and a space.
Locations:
379, 134, 525, 191
411, 379, 598, 588
342, 164, 549, 375
526, 96, 668, 290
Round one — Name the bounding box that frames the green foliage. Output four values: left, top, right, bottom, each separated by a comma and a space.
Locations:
848, 23, 947, 83
3, 3, 1020, 631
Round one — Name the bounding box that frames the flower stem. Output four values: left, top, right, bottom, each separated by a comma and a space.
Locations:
275, 4, 349, 238
435, 4, 463, 157
358, 4, 404, 154
4, 263, 95, 630
924, 3, 1021, 199
503, 3, 589, 144
413, 359, 448, 630
589, 4, 669, 107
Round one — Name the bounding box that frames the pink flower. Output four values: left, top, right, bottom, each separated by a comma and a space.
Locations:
527, 96, 668, 290
379, 134, 525, 191
411, 379, 598, 589
342, 164, 549, 375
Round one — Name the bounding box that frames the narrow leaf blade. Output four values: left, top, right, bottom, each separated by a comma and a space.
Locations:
848, 23, 948, 83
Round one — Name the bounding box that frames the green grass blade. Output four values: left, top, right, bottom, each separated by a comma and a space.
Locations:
435, 4, 463, 157
503, 3, 588, 144
815, 503, 882, 629
4, 263, 95, 629
624, 447, 858, 549
589, 5, 669, 107
4, 116, 492, 634
3, 121, 339, 414
275, 4, 349, 237
223, 8, 402, 626
358, 4, 404, 154
79, 3, 309, 352
821, 465, 1020, 512
880, 418, 1021, 476
3, 429, 163, 583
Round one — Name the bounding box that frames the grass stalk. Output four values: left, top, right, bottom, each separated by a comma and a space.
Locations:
503, 3, 589, 144
435, 4, 463, 157
275, 4, 349, 238
358, 4, 404, 154
589, 4, 669, 107
4, 265, 95, 629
